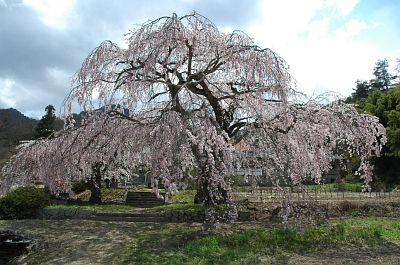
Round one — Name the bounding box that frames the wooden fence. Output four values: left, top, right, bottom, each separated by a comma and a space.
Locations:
232, 187, 400, 203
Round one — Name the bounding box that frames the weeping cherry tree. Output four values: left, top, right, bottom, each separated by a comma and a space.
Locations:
1, 13, 386, 221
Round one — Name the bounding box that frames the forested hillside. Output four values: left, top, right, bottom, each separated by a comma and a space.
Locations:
0, 108, 38, 164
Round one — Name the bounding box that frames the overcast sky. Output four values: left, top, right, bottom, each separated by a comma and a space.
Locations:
0, 0, 399, 118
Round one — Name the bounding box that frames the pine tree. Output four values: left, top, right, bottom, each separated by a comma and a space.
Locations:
34, 105, 56, 139
370, 59, 393, 90
348, 80, 370, 101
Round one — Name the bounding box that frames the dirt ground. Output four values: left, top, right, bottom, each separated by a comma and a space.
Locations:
1, 219, 400, 264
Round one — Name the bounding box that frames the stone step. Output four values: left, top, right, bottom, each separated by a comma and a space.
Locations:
126, 197, 163, 201
126, 193, 158, 196
126, 198, 164, 202
125, 191, 165, 208
96, 212, 163, 218
126, 197, 164, 200
125, 203, 164, 206
126, 202, 164, 205
90, 216, 165, 222
129, 203, 163, 208
126, 196, 163, 200
125, 200, 164, 204
126, 192, 165, 197
126, 191, 165, 195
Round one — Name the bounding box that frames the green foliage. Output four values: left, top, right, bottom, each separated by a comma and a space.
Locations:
364, 86, 400, 156
371, 156, 400, 186
34, 104, 57, 139
0, 186, 50, 219
71, 180, 89, 194
334, 179, 362, 192
360, 86, 400, 185
342, 174, 360, 183
370, 59, 394, 90
347, 80, 371, 105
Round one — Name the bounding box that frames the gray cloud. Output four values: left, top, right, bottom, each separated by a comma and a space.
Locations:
0, 0, 259, 118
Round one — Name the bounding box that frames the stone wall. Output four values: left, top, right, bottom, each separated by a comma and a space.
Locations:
37, 208, 96, 220
37, 208, 251, 222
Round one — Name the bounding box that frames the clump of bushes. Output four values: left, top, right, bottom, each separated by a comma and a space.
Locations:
71, 180, 90, 194
334, 178, 362, 192
0, 186, 50, 219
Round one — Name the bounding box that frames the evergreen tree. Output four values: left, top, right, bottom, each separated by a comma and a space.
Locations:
346, 80, 370, 105
353, 80, 370, 99
34, 105, 56, 139
370, 59, 394, 90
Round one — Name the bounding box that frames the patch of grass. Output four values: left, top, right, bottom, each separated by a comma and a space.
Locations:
101, 188, 126, 203
146, 203, 204, 212
337, 217, 400, 241
143, 189, 199, 212
73, 188, 167, 203
305, 182, 362, 192
115, 218, 392, 264
273, 251, 289, 264
48, 189, 197, 213
168, 190, 196, 204
1, 217, 399, 264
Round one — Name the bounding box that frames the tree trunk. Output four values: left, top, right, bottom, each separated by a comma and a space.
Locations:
88, 162, 103, 204
194, 172, 230, 205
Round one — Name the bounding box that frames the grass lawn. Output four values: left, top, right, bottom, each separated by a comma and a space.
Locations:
46, 203, 139, 213
1, 217, 400, 264
47, 189, 200, 212
47, 189, 200, 213
305, 182, 363, 192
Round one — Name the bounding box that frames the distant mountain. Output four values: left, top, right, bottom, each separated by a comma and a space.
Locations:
0, 105, 129, 165
0, 108, 36, 123
0, 108, 38, 162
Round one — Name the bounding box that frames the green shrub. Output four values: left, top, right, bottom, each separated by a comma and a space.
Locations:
371, 178, 386, 192
334, 178, 346, 192
343, 174, 360, 183
0, 186, 50, 219
71, 180, 89, 194
334, 179, 362, 192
